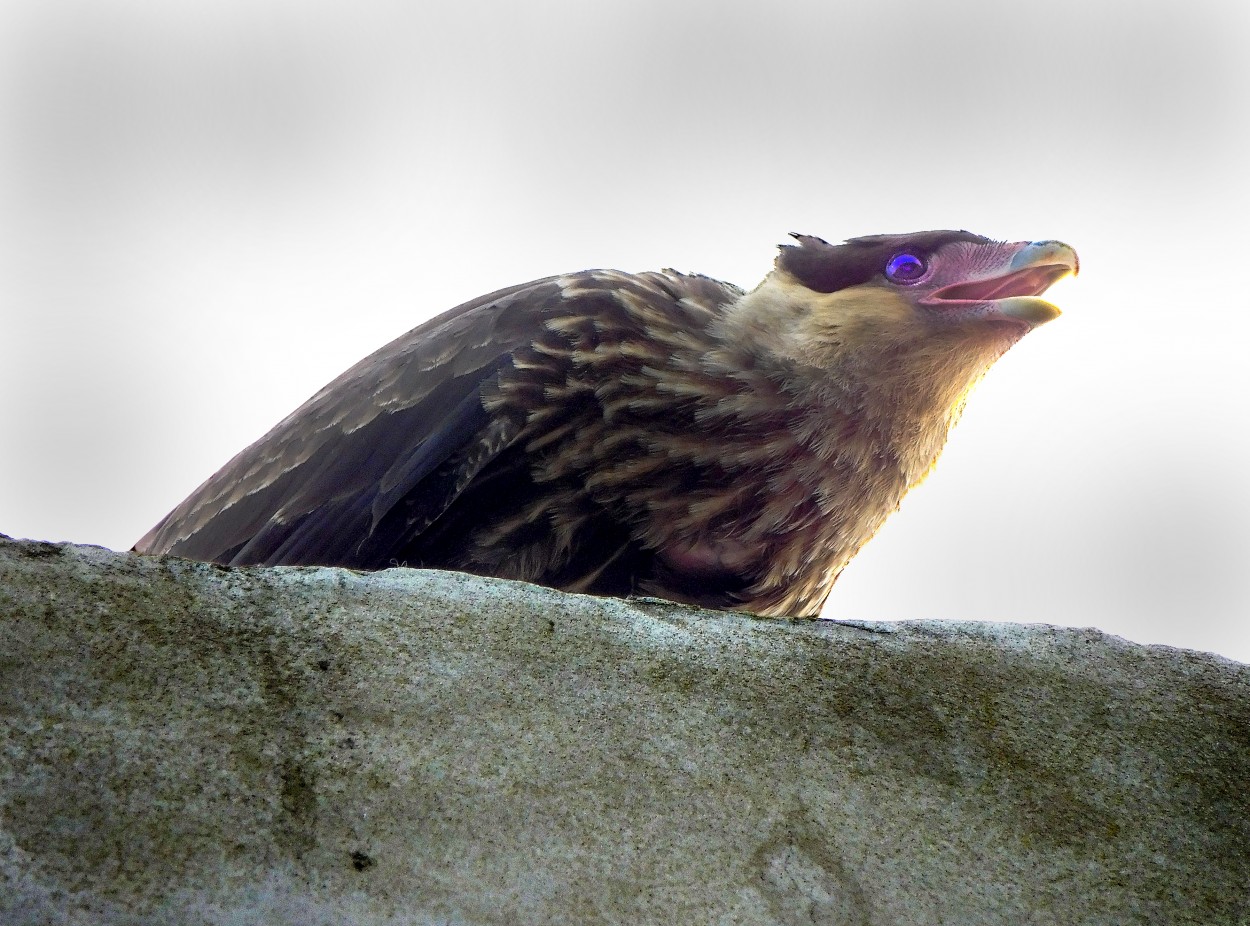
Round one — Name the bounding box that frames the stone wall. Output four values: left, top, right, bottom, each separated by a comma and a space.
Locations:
1, 535, 1247, 924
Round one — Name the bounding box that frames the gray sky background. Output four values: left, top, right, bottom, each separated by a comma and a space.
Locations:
3, 0, 1248, 663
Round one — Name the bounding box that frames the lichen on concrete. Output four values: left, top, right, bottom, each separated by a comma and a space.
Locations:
1, 534, 1247, 925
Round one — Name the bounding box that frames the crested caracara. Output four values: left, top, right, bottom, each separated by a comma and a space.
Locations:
135, 231, 1078, 616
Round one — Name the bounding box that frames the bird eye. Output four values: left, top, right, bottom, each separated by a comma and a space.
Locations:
885, 252, 928, 284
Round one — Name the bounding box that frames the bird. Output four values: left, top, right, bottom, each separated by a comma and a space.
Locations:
135, 230, 1078, 617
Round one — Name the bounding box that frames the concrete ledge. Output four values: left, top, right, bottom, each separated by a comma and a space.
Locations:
1, 535, 1247, 924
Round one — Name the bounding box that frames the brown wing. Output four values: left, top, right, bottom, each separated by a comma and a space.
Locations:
134, 277, 569, 567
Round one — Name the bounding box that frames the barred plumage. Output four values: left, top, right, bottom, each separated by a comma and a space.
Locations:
136, 231, 1077, 616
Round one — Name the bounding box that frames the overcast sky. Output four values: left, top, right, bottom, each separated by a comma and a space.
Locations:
2, 0, 1247, 663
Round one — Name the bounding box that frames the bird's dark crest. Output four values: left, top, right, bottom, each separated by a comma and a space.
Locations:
777, 229, 991, 293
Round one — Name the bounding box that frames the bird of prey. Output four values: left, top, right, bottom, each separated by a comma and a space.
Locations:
135, 231, 1077, 617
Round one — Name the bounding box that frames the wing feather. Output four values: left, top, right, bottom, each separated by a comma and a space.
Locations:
137, 267, 747, 595
135, 278, 561, 566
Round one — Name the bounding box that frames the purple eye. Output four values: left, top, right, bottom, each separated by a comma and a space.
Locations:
885, 252, 927, 284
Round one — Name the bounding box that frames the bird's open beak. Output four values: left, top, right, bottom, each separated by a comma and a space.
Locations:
927, 240, 1079, 326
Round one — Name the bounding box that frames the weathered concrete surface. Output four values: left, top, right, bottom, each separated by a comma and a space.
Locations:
0, 534, 1247, 925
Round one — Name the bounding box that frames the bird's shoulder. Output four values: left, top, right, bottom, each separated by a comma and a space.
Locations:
301, 267, 739, 429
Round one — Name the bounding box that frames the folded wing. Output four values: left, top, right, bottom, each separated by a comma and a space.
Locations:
134, 277, 565, 568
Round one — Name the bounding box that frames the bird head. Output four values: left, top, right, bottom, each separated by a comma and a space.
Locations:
719, 230, 1078, 432
780, 230, 1077, 327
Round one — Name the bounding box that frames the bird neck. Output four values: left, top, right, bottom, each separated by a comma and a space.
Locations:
713, 272, 1015, 488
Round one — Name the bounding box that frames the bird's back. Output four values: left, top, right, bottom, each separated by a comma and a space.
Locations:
135, 269, 748, 602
